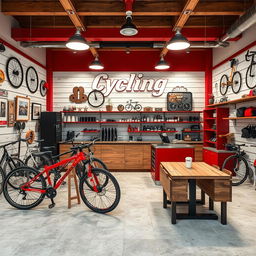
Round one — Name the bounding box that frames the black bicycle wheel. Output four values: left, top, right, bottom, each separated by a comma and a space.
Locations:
0, 166, 5, 195
40, 80, 48, 97
125, 104, 133, 111
219, 74, 229, 95
26, 66, 39, 93
3, 167, 46, 209
79, 168, 120, 214
76, 157, 108, 179
3, 157, 24, 176
245, 64, 256, 89
222, 155, 249, 186
231, 71, 242, 94
6, 57, 24, 88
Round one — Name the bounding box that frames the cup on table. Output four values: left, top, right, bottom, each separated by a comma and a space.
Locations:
185, 157, 192, 169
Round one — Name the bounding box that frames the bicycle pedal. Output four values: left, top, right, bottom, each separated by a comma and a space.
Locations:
48, 203, 55, 209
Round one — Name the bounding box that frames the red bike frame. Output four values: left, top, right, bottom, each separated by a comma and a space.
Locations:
21, 150, 99, 193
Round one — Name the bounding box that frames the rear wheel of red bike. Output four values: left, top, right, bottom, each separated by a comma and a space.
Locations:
3, 167, 46, 210
79, 168, 120, 213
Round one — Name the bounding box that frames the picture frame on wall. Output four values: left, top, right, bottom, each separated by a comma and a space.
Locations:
8, 100, 15, 127
0, 98, 8, 126
31, 103, 41, 120
16, 96, 30, 121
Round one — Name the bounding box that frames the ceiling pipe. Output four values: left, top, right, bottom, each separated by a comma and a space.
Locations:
220, 4, 256, 42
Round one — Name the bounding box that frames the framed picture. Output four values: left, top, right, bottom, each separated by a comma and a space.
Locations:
0, 98, 8, 126
16, 96, 30, 121
8, 100, 15, 127
31, 103, 41, 120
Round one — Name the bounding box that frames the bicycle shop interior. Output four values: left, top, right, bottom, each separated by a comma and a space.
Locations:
0, 0, 256, 255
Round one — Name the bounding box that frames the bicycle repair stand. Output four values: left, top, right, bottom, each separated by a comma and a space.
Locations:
68, 170, 81, 209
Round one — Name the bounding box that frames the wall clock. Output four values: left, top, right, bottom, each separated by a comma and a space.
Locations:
40, 80, 47, 97
6, 57, 24, 88
0, 69, 5, 83
88, 90, 105, 108
26, 66, 39, 93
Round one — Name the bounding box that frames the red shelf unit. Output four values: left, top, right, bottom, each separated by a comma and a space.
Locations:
61, 111, 203, 114
81, 130, 100, 133
203, 108, 229, 150
63, 121, 202, 124
128, 130, 178, 133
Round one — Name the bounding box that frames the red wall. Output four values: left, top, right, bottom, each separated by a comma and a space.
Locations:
48, 49, 211, 72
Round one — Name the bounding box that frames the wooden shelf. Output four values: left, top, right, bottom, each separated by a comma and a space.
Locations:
207, 96, 256, 107
63, 121, 203, 124
223, 116, 256, 120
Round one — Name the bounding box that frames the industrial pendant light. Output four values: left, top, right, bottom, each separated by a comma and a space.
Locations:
0, 42, 6, 52
166, 30, 190, 50
89, 56, 104, 70
155, 56, 170, 70
120, 12, 138, 36
66, 29, 90, 51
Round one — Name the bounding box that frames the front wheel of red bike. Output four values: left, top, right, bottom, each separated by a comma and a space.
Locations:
3, 167, 46, 210
79, 168, 121, 214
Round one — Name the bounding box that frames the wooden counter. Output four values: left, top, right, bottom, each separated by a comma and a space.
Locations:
59, 141, 203, 171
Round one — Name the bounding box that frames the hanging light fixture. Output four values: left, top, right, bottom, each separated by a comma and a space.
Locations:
0, 42, 6, 52
89, 56, 104, 70
166, 30, 190, 50
155, 56, 170, 70
66, 29, 90, 51
120, 12, 138, 36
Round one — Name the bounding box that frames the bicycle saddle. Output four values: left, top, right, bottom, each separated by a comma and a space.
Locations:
42, 146, 55, 151
32, 151, 52, 158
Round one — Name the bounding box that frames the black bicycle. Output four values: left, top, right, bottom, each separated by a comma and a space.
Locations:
222, 144, 251, 186
245, 50, 256, 89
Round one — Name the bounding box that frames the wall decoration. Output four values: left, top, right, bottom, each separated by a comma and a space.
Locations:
26, 66, 39, 93
8, 100, 15, 127
245, 50, 256, 89
0, 69, 5, 84
69, 86, 87, 103
40, 80, 48, 97
117, 104, 124, 111
167, 91, 193, 111
6, 57, 24, 88
92, 73, 168, 97
31, 103, 41, 120
125, 99, 142, 111
16, 96, 30, 121
0, 89, 8, 97
87, 89, 105, 108
0, 98, 8, 126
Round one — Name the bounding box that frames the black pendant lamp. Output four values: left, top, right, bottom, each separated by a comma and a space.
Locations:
0, 42, 6, 52
167, 30, 190, 50
89, 56, 104, 70
66, 29, 90, 51
155, 56, 170, 70
120, 14, 138, 36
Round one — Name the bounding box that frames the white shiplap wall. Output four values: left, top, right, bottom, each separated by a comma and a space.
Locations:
0, 45, 46, 158
212, 44, 256, 170
53, 71, 205, 141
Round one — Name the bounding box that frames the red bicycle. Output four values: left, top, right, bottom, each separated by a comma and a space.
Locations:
3, 143, 120, 213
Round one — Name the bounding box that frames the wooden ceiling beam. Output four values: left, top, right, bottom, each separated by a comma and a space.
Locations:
2, 1, 250, 16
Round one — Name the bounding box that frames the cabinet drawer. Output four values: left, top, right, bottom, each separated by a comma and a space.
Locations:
101, 145, 125, 169
203, 149, 218, 166
160, 165, 171, 198
124, 145, 143, 169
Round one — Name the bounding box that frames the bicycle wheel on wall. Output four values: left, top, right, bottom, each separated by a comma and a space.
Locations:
245, 64, 256, 89
79, 168, 120, 213
222, 155, 249, 186
219, 74, 229, 95
3, 167, 46, 210
231, 71, 242, 94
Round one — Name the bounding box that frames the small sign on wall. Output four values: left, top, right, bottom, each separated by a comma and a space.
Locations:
0, 98, 8, 126
0, 89, 8, 97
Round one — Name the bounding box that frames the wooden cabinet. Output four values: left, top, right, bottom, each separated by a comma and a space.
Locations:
143, 145, 151, 169
124, 145, 144, 169
101, 145, 125, 169
194, 144, 203, 162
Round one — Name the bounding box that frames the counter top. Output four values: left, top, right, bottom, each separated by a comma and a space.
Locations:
152, 144, 194, 149
59, 141, 160, 144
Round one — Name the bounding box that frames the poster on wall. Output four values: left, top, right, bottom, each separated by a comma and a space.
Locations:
0, 98, 8, 126
16, 96, 30, 121
31, 103, 41, 120
8, 100, 15, 127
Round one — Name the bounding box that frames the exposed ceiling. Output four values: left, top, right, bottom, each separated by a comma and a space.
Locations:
1, 0, 255, 55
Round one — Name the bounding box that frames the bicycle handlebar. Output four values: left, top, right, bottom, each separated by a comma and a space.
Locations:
70, 138, 100, 151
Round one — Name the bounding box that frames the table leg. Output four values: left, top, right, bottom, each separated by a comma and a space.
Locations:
171, 202, 176, 224
201, 190, 205, 205
163, 189, 167, 209
209, 198, 214, 211
221, 202, 227, 225
189, 179, 196, 216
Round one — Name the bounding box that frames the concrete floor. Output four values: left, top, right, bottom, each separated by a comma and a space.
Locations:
0, 172, 256, 256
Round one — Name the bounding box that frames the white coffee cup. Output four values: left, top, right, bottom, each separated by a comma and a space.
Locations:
185, 157, 192, 168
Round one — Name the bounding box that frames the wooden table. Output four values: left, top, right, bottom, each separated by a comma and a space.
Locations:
160, 162, 232, 225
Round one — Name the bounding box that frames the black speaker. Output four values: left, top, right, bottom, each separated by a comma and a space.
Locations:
40, 112, 62, 155
167, 92, 192, 111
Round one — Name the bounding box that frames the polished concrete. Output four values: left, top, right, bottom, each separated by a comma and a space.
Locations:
0, 172, 256, 256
